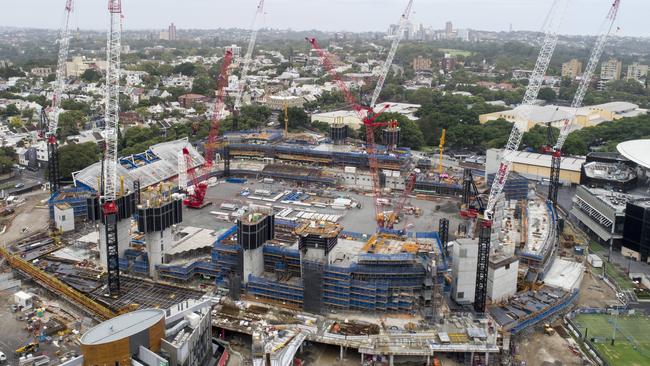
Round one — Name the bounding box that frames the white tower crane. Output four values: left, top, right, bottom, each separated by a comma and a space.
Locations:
370, 0, 415, 108
43, 0, 74, 194
484, 0, 569, 220
102, 0, 123, 297
548, 0, 621, 205
233, 0, 265, 115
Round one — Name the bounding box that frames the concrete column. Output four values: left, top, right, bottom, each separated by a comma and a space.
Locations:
470, 352, 474, 365
389, 354, 394, 366
427, 355, 431, 366
360, 352, 364, 364
485, 352, 489, 365
339, 345, 344, 361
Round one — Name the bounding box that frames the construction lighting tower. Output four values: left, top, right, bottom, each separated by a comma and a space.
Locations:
42, 0, 74, 194
101, 0, 123, 297
484, 0, 567, 220
548, 0, 621, 206
183, 50, 233, 209
370, 0, 415, 108
232, 0, 265, 130
475, 0, 568, 314
306, 37, 392, 229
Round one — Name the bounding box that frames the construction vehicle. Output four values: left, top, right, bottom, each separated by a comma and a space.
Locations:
15, 342, 39, 355
543, 323, 555, 335
182, 50, 233, 209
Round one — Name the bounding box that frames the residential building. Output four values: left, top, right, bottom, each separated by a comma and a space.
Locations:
65, 56, 107, 78
440, 54, 456, 73
226, 44, 242, 59
626, 62, 648, 83
561, 59, 583, 79
600, 58, 622, 82
263, 95, 304, 111
445, 21, 453, 37
412, 56, 433, 72
30, 67, 52, 78
168, 23, 178, 41
178, 93, 208, 108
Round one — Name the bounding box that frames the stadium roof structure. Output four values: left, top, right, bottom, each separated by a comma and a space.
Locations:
72, 138, 204, 192
617, 139, 650, 170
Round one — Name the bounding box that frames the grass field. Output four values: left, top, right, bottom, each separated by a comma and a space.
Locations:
573, 313, 650, 365
438, 48, 472, 57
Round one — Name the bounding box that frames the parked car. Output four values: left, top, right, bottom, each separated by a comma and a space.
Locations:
14, 183, 24, 189
0, 351, 6, 363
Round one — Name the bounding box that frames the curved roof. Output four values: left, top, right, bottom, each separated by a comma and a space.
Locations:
80, 309, 165, 345
617, 139, 650, 169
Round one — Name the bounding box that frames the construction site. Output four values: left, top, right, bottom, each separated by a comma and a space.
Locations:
0, 0, 641, 366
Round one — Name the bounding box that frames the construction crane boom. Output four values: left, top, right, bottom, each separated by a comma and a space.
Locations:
484, 0, 568, 219
49, 0, 74, 130
370, 0, 414, 108
233, 0, 265, 112
183, 50, 233, 209
555, 0, 620, 151
306, 37, 390, 229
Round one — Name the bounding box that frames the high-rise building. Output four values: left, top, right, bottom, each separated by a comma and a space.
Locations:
622, 199, 650, 262
600, 58, 622, 81
445, 21, 453, 36
412, 56, 433, 72
561, 59, 583, 79
440, 53, 457, 73
626, 62, 649, 83
168, 22, 177, 41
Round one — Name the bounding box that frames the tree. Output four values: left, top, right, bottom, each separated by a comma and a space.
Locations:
173, 62, 197, 76
191, 76, 214, 96
8, 116, 23, 130
278, 107, 309, 131
0, 147, 16, 174
80, 68, 102, 83
57, 110, 85, 140
57, 142, 100, 180
3, 103, 20, 116
538, 88, 557, 103
61, 99, 91, 114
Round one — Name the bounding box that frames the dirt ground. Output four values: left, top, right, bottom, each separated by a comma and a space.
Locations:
515, 329, 584, 366
0, 191, 50, 246
577, 269, 619, 308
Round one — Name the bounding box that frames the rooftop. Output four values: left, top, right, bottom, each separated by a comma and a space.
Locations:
582, 161, 636, 182
617, 139, 650, 170
80, 309, 165, 345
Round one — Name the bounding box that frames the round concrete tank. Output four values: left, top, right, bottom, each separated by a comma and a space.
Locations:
79, 308, 166, 365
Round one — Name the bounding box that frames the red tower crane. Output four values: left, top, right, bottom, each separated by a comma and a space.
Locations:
307, 38, 416, 230
183, 49, 234, 209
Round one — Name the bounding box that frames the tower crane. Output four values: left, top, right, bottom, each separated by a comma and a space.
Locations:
183, 50, 234, 209
102, 0, 123, 297
306, 38, 392, 228
370, 0, 415, 108
232, 0, 265, 130
475, 0, 569, 314
42, 0, 74, 194
548, 0, 621, 205
483, 0, 568, 221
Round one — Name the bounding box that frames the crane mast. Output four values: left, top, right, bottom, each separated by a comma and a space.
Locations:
233, 0, 265, 117
548, 0, 621, 205
483, 0, 568, 220
102, 0, 123, 297
370, 0, 414, 108
44, 0, 74, 194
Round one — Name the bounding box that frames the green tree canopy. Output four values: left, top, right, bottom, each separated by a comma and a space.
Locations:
80, 68, 102, 83
538, 88, 557, 103
57, 110, 86, 140
57, 142, 100, 180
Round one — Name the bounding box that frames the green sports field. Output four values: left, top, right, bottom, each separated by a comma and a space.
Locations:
572, 313, 650, 366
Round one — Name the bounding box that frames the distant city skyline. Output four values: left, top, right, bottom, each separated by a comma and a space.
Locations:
1, 0, 648, 37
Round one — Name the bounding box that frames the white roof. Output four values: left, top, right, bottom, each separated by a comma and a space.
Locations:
591, 101, 639, 113
508, 151, 584, 172
80, 309, 165, 345
513, 105, 573, 123
544, 258, 585, 292
617, 139, 650, 169
14, 291, 33, 300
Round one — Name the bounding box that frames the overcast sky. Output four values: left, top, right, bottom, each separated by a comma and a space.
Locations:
2, 0, 648, 37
